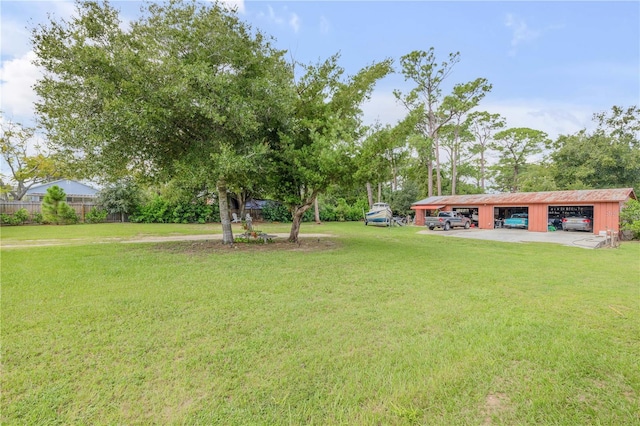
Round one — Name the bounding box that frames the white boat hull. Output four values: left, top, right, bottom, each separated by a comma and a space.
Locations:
365, 203, 392, 226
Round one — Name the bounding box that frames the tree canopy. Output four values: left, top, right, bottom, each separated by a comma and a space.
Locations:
267, 55, 393, 241
549, 106, 640, 190
33, 0, 293, 243
0, 117, 62, 200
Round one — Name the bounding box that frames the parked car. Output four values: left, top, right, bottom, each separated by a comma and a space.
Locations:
425, 211, 471, 231
562, 215, 593, 232
504, 213, 528, 229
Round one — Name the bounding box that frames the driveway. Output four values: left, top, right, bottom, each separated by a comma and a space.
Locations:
417, 228, 608, 249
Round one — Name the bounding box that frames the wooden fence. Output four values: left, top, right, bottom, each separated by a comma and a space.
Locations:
0, 201, 124, 223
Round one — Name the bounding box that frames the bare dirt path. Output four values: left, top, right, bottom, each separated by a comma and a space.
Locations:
1, 233, 334, 249
123, 233, 333, 243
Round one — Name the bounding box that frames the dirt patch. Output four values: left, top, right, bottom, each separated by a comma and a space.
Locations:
1, 233, 334, 249
150, 237, 340, 255
482, 392, 511, 425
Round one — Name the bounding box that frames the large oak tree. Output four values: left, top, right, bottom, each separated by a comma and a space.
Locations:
33, 0, 293, 243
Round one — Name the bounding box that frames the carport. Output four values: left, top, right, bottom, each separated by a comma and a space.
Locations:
412, 188, 636, 235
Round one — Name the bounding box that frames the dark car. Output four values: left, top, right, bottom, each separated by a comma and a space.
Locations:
562, 215, 593, 232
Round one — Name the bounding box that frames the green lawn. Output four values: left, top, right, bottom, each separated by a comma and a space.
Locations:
2, 222, 639, 424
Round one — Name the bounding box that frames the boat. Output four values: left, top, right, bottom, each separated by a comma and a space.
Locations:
364, 202, 393, 226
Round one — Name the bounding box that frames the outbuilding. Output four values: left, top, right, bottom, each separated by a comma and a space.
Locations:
412, 188, 636, 235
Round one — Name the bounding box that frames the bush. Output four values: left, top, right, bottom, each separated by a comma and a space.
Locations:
261, 201, 292, 222
32, 212, 43, 224
130, 196, 219, 224
131, 196, 171, 223
14, 208, 30, 224
0, 208, 33, 226
0, 213, 19, 225
97, 180, 143, 222
85, 207, 108, 223
318, 198, 368, 222
59, 203, 79, 224
620, 198, 640, 239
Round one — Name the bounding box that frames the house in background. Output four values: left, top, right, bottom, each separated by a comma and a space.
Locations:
24, 179, 99, 203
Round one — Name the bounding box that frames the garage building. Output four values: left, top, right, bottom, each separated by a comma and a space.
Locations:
411, 188, 636, 235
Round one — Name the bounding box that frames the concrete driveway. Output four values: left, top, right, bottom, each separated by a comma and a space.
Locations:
417, 228, 608, 249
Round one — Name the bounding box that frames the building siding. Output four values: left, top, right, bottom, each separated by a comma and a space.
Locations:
412, 188, 635, 235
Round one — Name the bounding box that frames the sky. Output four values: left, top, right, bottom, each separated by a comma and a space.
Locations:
1, 0, 639, 144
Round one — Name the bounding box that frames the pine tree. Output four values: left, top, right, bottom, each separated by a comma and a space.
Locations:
42, 185, 77, 224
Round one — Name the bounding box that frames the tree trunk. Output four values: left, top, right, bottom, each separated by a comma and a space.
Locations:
434, 134, 442, 196
314, 196, 321, 224
288, 195, 316, 243
480, 151, 486, 191
377, 182, 382, 203
237, 191, 247, 220
427, 160, 433, 197
451, 135, 458, 196
13, 182, 27, 200
366, 182, 373, 208
217, 179, 234, 244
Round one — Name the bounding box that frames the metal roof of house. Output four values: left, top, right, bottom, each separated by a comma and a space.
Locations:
246, 199, 269, 209
25, 179, 99, 197
413, 188, 636, 207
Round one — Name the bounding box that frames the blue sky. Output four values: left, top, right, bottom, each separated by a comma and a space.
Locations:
1, 0, 639, 141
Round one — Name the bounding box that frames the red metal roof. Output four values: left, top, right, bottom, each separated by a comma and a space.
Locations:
412, 188, 636, 207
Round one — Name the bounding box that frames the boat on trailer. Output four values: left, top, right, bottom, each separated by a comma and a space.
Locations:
364, 202, 392, 226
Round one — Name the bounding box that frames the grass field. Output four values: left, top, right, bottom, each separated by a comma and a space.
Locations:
2, 222, 639, 424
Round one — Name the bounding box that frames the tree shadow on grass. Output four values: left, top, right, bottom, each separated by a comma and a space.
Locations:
150, 238, 340, 255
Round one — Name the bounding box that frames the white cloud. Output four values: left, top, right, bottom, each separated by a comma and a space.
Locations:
361, 88, 595, 141
256, 5, 301, 33
319, 15, 330, 35
0, 51, 41, 123
289, 13, 301, 33
361, 91, 407, 128
264, 5, 284, 25
480, 99, 595, 139
505, 13, 541, 56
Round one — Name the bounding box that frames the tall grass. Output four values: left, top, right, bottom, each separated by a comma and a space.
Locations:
2, 223, 638, 424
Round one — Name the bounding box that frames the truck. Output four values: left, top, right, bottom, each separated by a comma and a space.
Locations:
425, 211, 471, 231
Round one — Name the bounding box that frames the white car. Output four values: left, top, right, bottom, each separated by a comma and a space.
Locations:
562, 215, 593, 232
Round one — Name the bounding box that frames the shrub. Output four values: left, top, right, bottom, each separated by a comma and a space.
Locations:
59, 203, 79, 224
318, 198, 368, 222
32, 212, 43, 224
130, 196, 170, 223
85, 207, 108, 223
261, 201, 291, 222
0, 213, 19, 225
97, 180, 143, 222
620, 198, 640, 239
130, 196, 219, 224
14, 208, 30, 224
319, 204, 337, 222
